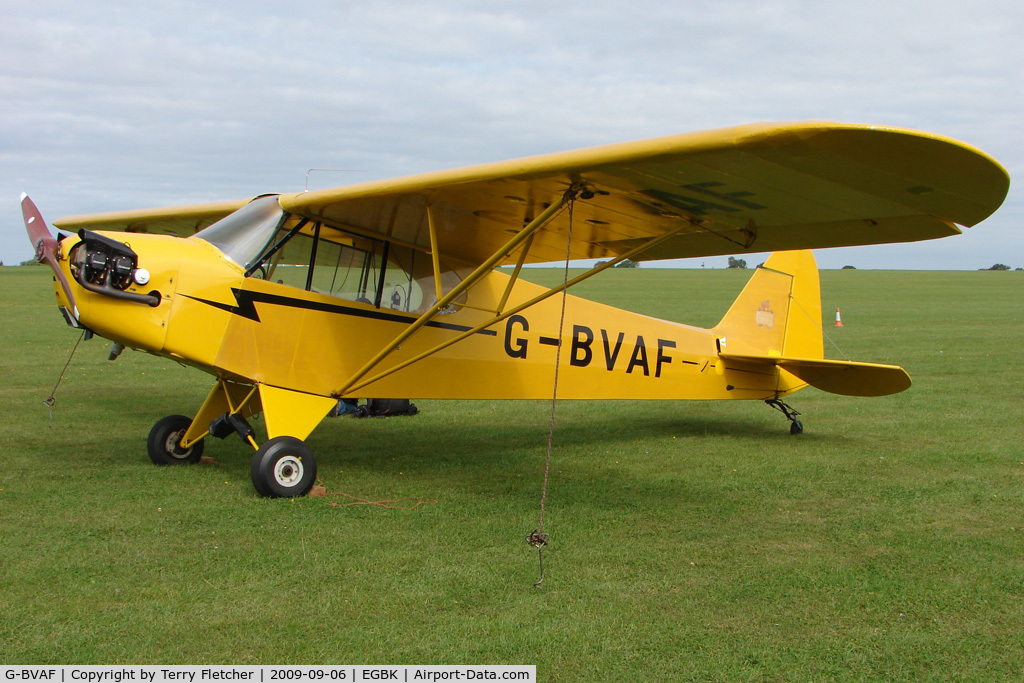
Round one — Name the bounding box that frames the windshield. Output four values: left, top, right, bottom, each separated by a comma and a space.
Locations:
193, 196, 286, 268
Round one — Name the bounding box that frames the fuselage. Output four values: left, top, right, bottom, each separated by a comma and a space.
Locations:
50, 228, 800, 404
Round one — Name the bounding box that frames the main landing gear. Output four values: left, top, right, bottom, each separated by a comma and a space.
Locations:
765, 398, 804, 435
147, 415, 205, 464
146, 415, 317, 498
249, 436, 317, 498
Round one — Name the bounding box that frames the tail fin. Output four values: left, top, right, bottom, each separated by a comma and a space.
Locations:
712, 250, 823, 360
713, 250, 910, 397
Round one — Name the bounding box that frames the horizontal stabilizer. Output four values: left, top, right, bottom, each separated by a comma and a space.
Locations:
720, 353, 911, 397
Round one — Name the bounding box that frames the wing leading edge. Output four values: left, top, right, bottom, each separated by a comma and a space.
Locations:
55, 199, 251, 237
53, 122, 1009, 267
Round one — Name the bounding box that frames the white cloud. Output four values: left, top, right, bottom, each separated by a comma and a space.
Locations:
2, 0, 1020, 268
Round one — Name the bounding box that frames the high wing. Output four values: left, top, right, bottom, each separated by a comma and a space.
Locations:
55, 198, 251, 237
55, 122, 1009, 266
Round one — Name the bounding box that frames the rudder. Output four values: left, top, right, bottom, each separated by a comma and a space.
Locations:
712, 250, 823, 360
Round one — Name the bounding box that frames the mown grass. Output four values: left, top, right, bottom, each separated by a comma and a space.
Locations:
1, 265, 1022, 680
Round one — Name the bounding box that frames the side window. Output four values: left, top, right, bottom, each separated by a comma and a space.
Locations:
380, 244, 426, 312
250, 222, 313, 288
309, 235, 379, 303
247, 221, 466, 313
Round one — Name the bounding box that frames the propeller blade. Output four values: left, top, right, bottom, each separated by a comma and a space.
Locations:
21, 193, 79, 319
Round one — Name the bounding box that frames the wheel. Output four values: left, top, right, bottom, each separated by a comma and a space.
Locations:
147, 414, 204, 465
250, 436, 317, 498
790, 420, 804, 435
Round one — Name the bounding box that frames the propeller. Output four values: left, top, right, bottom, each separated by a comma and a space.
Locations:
21, 193, 79, 319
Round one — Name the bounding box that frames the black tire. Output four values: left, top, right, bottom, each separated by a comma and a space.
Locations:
250, 436, 317, 498
790, 420, 804, 435
147, 414, 204, 465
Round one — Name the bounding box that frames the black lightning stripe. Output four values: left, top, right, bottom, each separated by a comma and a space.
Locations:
184, 289, 498, 336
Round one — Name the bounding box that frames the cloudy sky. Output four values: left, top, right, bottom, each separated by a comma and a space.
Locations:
3, 0, 1020, 269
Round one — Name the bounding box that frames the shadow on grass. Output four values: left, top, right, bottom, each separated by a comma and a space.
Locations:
317, 405, 807, 454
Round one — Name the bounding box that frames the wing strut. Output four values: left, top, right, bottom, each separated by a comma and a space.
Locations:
497, 233, 536, 314
426, 204, 446, 303
336, 187, 579, 396
341, 217, 697, 395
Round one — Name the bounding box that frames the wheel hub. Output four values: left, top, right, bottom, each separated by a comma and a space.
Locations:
164, 429, 191, 457
273, 456, 303, 487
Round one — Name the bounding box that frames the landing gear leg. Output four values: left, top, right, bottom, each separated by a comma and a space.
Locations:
765, 398, 803, 435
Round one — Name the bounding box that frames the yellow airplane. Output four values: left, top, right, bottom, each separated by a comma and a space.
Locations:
23, 122, 1009, 497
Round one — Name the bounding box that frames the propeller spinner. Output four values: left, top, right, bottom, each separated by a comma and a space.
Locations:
21, 193, 79, 320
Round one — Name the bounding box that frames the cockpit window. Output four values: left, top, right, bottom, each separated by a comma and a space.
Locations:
196, 196, 465, 312
192, 196, 286, 269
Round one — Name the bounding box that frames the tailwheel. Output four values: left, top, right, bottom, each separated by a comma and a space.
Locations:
147, 414, 204, 465
250, 436, 318, 498
764, 398, 803, 436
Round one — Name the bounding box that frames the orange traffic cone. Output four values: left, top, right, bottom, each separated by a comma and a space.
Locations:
834, 307, 844, 327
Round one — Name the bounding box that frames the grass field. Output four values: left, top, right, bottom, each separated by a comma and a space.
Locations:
1, 264, 1022, 680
